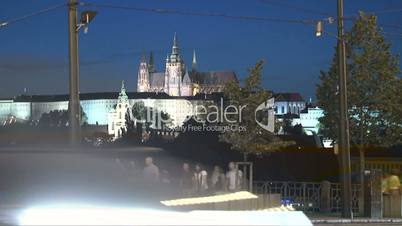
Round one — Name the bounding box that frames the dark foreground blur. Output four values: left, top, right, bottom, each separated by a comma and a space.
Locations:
0, 146, 184, 209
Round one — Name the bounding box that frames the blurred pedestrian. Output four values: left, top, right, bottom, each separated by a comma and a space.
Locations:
384, 169, 401, 195
180, 163, 194, 197
210, 165, 225, 194
143, 156, 159, 183
161, 170, 171, 184
382, 171, 391, 194
193, 164, 208, 195
226, 161, 243, 192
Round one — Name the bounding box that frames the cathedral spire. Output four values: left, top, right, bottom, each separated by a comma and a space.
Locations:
170, 32, 181, 63
148, 51, 156, 73
137, 52, 150, 92
192, 50, 197, 71
119, 80, 128, 101
120, 80, 126, 93
140, 51, 146, 63
173, 32, 177, 48
149, 51, 154, 66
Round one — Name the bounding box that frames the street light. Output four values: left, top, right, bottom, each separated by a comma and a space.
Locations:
77, 10, 97, 34
68, 0, 97, 146
314, 0, 352, 218
315, 17, 334, 37
316, 21, 323, 37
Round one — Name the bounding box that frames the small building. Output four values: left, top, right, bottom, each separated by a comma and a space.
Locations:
299, 106, 324, 134
273, 93, 306, 115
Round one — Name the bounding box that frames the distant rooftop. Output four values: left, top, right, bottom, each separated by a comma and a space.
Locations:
188, 71, 238, 85
274, 93, 305, 102
10, 92, 226, 102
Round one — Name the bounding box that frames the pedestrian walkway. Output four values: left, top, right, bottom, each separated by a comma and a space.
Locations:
310, 216, 402, 225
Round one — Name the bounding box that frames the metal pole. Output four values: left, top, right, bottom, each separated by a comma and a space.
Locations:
68, 0, 81, 145
337, 0, 352, 218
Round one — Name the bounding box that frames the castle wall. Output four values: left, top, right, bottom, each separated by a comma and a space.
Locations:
31, 101, 68, 121
0, 99, 117, 125
0, 100, 13, 123
10, 102, 31, 122
81, 99, 117, 125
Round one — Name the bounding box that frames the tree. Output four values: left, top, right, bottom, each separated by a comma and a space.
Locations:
317, 12, 401, 183
39, 107, 87, 127
131, 101, 147, 122
219, 60, 292, 160
39, 110, 68, 127
126, 101, 173, 135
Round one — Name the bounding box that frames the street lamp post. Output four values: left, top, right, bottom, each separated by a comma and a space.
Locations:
68, 0, 81, 145
337, 0, 353, 218
68, 0, 96, 146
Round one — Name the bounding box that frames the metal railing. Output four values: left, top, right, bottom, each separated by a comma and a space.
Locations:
328, 183, 360, 214
253, 181, 360, 214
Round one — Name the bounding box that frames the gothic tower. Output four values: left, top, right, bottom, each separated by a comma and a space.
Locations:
192, 50, 197, 71
148, 51, 156, 73
137, 52, 150, 92
164, 33, 185, 96
181, 70, 193, 96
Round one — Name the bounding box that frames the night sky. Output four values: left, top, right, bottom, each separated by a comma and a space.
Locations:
1, 0, 401, 100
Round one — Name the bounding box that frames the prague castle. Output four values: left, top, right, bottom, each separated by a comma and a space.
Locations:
0, 33, 318, 140
137, 33, 238, 96
0, 33, 240, 138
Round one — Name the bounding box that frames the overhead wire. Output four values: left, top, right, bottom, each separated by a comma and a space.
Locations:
78, 2, 317, 25
1, 2, 401, 40
259, 0, 333, 16
0, 3, 66, 28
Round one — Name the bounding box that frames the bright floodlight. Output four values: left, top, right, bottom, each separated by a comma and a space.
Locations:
18, 205, 313, 225
316, 20, 323, 37
0, 21, 8, 27
161, 191, 258, 206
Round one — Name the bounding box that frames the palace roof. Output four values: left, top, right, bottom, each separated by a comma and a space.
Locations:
274, 93, 305, 102
12, 92, 225, 102
188, 71, 238, 85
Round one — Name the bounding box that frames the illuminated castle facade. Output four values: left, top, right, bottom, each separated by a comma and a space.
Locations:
137, 33, 238, 96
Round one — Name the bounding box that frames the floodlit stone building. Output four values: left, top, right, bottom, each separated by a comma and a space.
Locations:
273, 93, 306, 115
137, 33, 238, 96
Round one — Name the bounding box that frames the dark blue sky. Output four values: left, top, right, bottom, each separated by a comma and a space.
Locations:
1, 0, 401, 100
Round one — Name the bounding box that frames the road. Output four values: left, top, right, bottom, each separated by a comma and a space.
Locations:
314, 223, 402, 226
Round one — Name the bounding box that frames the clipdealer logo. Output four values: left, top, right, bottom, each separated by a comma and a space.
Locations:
254, 98, 275, 132
136, 98, 274, 133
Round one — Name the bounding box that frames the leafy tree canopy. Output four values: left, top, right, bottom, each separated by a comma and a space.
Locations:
219, 60, 293, 158
317, 12, 402, 148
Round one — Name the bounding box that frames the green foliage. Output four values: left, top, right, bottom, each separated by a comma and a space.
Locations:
129, 101, 173, 130
39, 107, 87, 127
317, 12, 402, 148
39, 110, 69, 127
219, 60, 292, 157
131, 101, 147, 121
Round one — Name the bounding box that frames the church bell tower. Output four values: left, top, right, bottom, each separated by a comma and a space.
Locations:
164, 33, 185, 96
137, 52, 150, 92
